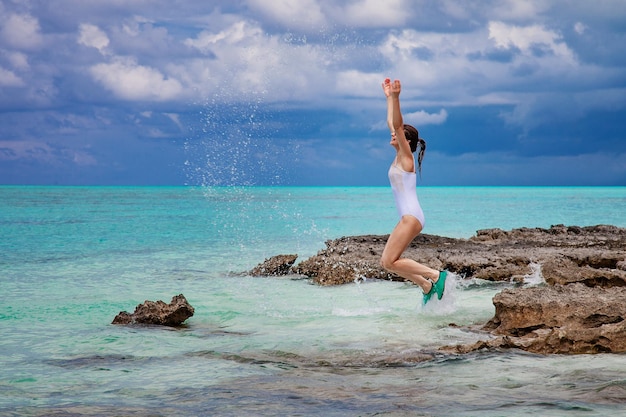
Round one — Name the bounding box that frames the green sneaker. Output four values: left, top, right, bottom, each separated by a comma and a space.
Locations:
422, 279, 436, 305
434, 270, 448, 300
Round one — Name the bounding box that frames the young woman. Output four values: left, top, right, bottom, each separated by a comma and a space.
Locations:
379, 78, 447, 304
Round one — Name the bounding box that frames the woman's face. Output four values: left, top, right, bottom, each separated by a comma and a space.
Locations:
389, 131, 408, 150
390, 132, 398, 149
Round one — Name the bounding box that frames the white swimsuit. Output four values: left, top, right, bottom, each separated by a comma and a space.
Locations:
388, 159, 425, 227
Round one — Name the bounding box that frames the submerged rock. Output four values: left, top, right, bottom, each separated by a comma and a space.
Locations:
112, 294, 194, 326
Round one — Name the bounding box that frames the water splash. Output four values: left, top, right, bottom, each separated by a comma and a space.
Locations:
182, 87, 291, 261
354, 275, 367, 284
522, 262, 545, 286
179, 27, 381, 264
182, 25, 380, 189
184, 89, 285, 187
331, 306, 390, 317
419, 272, 460, 315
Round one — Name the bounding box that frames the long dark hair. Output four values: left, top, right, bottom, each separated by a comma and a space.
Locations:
404, 124, 426, 176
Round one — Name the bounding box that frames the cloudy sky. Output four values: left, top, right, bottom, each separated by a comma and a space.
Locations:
1, 0, 625, 186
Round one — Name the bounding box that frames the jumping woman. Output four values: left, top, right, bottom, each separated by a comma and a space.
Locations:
379, 78, 447, 305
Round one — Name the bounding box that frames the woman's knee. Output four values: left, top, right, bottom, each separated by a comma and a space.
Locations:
380, 255, 394, 271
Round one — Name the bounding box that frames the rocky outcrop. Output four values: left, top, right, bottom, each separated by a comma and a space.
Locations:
253, 225, 626, 287
250, 225, 626, 354
444, 284, 626, 354
468, 225, 626, 286
112, 294, 194, 326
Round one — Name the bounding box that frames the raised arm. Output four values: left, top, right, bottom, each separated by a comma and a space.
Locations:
382, 79, 394, 133
382, 78, 404, 131
382, 78, 414, 170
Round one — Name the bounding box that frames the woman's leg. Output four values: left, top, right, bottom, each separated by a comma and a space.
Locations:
380, 216, 440, 293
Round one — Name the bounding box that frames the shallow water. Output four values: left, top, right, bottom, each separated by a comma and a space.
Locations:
1, 186, 625, 416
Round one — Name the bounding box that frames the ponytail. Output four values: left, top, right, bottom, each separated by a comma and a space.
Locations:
416, 138, 426, 177
403, 124, 426, 177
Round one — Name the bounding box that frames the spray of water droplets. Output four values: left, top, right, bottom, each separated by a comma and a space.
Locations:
184, 88, 286, 188
182, 26, 380, 189
179, 28, 383, 259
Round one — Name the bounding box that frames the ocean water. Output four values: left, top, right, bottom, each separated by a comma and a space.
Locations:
1, 185, 625, 416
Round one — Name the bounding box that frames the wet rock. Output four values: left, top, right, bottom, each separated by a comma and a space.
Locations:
249, 254, 298, 276
445, 284, 626, 354
112, 294, 194, 326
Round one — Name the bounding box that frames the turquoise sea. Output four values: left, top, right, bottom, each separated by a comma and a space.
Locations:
1, 186, 626, 416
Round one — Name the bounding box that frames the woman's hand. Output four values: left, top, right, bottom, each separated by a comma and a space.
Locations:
382, 78, 401, 98
382, 78, 392, 97
385, 78, 402, 97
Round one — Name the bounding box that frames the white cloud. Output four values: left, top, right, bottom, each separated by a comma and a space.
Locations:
78, 23, 110, 55
164, 113, 183, 130
182, 20, 338, 101
68, 149, 97, 166
370, 108, 448, 132
374, 20, 585, 110
340, 0, 408, 27
247, 0, 409, 30
335, 70, 381, 97
109, 17, 178, 57
574, 22, 587, 35
488, 21, 575, 63
90, 57, 183, 101
378, 29, 481, 96
184, 20, 262, 53
0, 13, 43, 50
0, 66, 23, 87
405, 109, 448, 126
6, 51, 29, 70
